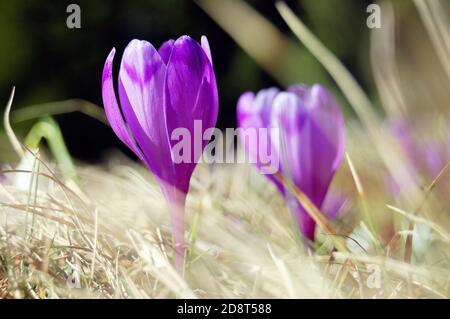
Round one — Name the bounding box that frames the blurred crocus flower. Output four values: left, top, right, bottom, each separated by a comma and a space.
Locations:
389, 118, 448, 178
237, 84, 345, 240
102, 36, 218, 266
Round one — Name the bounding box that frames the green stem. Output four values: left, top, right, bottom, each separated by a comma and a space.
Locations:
24, 116, 77, 182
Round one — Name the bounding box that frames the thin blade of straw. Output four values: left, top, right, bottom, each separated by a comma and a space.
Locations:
3, 87, 24, 157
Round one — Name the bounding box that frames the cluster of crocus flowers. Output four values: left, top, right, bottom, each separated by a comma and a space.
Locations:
102, 32, 345, 266
237, 84, 345, 240
102, 36, 218, 266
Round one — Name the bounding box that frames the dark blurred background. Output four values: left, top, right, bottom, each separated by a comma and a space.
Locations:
0, 0, 373, 163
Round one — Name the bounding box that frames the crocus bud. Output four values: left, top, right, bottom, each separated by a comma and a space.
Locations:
102, 36, 218, 266
237, 84, 345, 240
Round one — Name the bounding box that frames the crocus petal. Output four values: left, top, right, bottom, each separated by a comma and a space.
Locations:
101, 48, 144, 161
287, 84, 309, 100
236, 91, 259, 166
237, 88, 283, 192
271, 92, 315, 238
159, 39, 175, 65
237, 88, 280, 129
201, 35, 213, 65
307, 85, 345, 174
164, 35, 218, 192
270, 92, 307, 185
118, 39, 176, 185
119, 40, 166, 136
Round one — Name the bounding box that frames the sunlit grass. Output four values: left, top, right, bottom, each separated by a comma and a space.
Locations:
1, 0, 450, 299
0, 127, 449, 298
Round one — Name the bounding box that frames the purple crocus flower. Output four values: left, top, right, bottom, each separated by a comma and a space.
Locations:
102, 36, 218, 266
237, 84, 345, 240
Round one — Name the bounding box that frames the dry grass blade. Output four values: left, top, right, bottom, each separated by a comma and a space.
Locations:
267, 245, 295, 298
370, 1, 407, 117
275, 2, 377, 126
345, 153, 380, 249
386, 204, 450, 244
404, 162, 450, 263
3, 87, 24, 158
414, 0, 450, 80
195, 0, 326, 86
11, 99, 108, 125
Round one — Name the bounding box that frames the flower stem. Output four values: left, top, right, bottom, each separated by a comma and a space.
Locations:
162, 184, 187, 270
170, 203, 185, 269
186, 206, 201, 269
